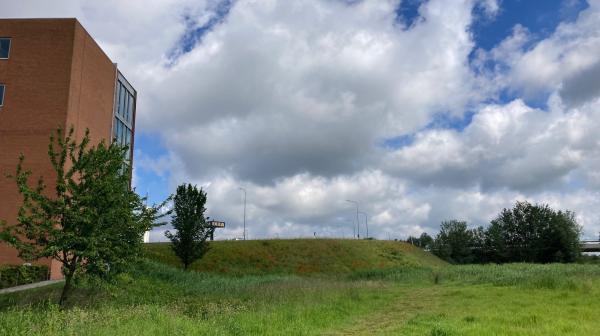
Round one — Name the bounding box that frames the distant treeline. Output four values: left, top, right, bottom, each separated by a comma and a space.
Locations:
407, 201, 582, 264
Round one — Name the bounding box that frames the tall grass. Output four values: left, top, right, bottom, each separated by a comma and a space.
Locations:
0, 259, 398, 335
3, 239, 600, 335
352, 263, 600, 290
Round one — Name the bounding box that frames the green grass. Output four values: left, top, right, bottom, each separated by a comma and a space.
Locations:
143, 239, 446, 275
394, 284, 600, 336
0, 260, 402, 335
2, 239, 600, 335
342, 263, 600, 335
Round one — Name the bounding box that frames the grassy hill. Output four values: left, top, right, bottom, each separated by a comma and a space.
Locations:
143, 239, 446, 275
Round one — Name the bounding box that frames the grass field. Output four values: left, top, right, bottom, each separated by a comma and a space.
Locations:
1, 239, 600, 335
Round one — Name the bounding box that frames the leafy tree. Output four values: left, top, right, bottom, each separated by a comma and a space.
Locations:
469, 226, 488, 263
407, 233, 434, 250
0, 127, 168, 306
432, 220, 475, 264
165, 184, 213, 270
488, 201, 581, 263
418, 232, 434, 250
426, 203, 581, 264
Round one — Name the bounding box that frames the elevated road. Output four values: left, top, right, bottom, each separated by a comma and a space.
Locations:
581, 241, 600, 252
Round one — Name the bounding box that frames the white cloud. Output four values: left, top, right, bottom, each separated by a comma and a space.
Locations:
3, 0, 600, 241
385, 96, 600, 191
475, 1, 600, 100
134, 0, 485, 183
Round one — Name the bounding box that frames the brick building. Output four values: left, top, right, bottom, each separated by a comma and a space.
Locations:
0, 19, 136, 280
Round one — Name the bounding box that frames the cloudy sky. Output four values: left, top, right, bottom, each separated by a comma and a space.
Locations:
3, 0, 600, 241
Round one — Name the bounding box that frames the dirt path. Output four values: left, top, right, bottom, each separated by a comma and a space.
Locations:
325, 287, 439, 335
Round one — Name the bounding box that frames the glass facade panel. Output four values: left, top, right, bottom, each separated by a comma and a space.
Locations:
113, 116, 118, 140
119, 84, 126, 117
123, 93, 128, 121
121, 121, 126, 145
0, 84, 4, 106
126, 93, 131, 122
112, 73, 135, 163
0, 39, 10, 59
115, 85, 121, 117
127, 94, 134, 123
116, 120, 121, 143
113, 71, 136, 168
124, 128, 129, 159
122, 87, 127, 117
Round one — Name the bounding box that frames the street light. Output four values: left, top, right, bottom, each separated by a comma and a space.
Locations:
358, 211, 369, 239
239, 187, 247, 240
346, 200, 360, 239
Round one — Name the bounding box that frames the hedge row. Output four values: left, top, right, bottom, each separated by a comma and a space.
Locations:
0, 265, 49, 289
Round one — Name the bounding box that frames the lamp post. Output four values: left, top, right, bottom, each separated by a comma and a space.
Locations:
359, 211, 369, 239
346, 200, 359, 239
239, 187, 246, 240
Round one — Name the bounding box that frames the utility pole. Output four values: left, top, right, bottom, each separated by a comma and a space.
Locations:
359, 211, 369, 239
239, 187, 247, 240
346, 200, 360, 239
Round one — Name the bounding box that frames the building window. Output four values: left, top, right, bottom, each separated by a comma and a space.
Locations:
127, 94, 134, 123
0, 38, 10, 59
112, 72, 136, 162
0, 84, 5, 106
118, 83, 125, 117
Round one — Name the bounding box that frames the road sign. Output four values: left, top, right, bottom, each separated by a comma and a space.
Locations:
208, 220, 225, 228
207, 220, 225, 241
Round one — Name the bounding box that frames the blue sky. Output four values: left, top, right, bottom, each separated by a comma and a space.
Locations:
396, 0, 589, 50
471, 0, 588, 51
134, 133, 171, 205
168, 0, 236, 62
377, 0, 590, 151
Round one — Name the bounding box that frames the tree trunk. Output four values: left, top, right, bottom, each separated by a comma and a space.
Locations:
59, 261, 76, 307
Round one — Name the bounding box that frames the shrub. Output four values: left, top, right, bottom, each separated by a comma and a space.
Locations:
0, 265, 48, 289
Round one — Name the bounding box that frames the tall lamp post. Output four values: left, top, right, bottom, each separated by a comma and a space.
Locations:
359, 211, 369, 239
346, 200, 360, 239
239, 187, 247, 240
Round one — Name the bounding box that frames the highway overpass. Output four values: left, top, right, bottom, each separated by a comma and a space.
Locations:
581, 241, 600, 252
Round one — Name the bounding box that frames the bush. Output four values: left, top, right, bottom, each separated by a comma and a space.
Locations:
0, 265, 49, 289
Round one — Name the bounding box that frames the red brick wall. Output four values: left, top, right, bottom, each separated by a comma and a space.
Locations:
67, 20, 117, 144
0, 19, 118, 280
